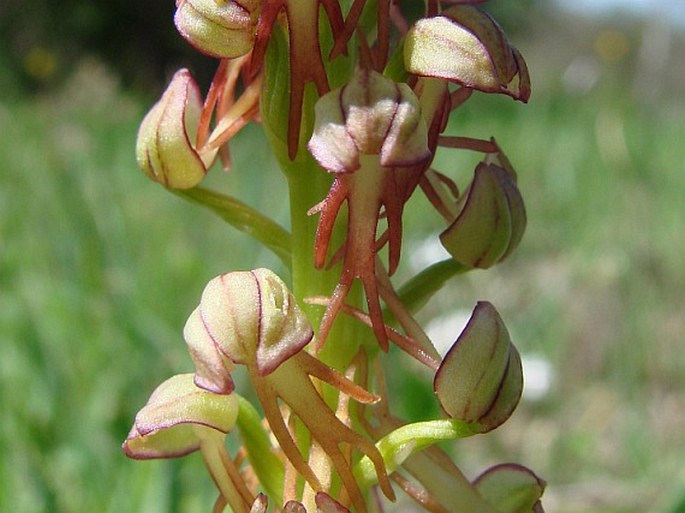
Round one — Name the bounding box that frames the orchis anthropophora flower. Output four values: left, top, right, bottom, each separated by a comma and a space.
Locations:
123, 374, 257, 513
405, 5, 531, 102
136, 69, 211, 189
126, 1, 546, 512
308, 67, 430, 350
174, 0, 261, 59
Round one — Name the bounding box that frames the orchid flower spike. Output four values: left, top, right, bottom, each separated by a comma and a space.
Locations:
125, 1, 544, 511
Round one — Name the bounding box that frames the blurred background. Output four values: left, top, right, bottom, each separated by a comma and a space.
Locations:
1, 1, 684, 512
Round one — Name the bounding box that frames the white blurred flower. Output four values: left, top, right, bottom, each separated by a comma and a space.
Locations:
521, 354, 555, 401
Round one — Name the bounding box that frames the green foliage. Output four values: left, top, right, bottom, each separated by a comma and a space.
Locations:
0, 64, 284, 513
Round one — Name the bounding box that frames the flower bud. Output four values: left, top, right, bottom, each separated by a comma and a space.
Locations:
123, 373, 239, 459
308, 68, 430, 173
434, 302, 523, 433
135, 69, 209, 189
282, 501, 306, 513
250, 494, 268, 513
315, 492, 351, 513
174, 0, 261, 58
185, 269, 313, 379
404, 6, 530, 102
439, 162, 526, 269
473, 463, 546, 513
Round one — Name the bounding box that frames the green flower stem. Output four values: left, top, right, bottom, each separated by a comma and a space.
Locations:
260, 20, 343, 341
281, 149, 368, 372
286, 156, 335, 326
261, 26, 369, 371
194, 426, 250, 513
267, 77, 375, 507
173, 186, 291, 267
394, 258, 468, 315
354, 417, 501, 512
260, 11, 379, 501
264, 82, 369, 505
236, 396, 284, 503
402, 450, 499, 513
354, 418, 480, 488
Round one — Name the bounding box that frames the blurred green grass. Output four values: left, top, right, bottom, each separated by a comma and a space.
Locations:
2, 20, 685, 513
